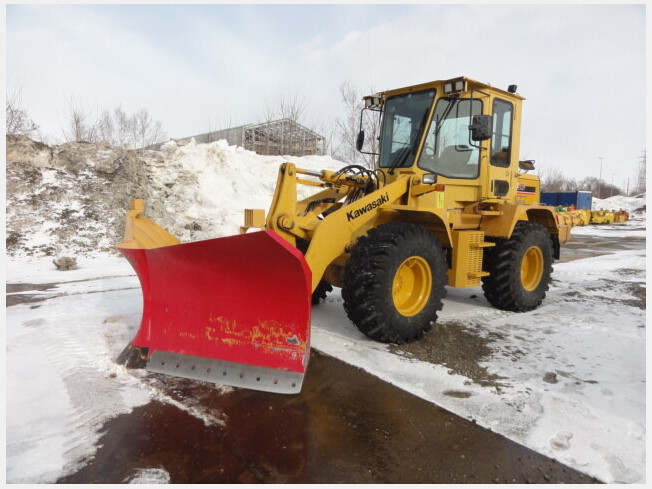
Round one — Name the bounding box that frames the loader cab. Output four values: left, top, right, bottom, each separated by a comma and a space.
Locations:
361, 77, 525, 207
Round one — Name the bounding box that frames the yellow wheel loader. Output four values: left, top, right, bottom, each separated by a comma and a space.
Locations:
117, 76, 569, 394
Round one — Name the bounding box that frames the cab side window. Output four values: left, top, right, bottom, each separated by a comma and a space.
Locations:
491, 99, 513, 167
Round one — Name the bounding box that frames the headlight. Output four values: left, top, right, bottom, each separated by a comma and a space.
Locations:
422, 173, 437, 184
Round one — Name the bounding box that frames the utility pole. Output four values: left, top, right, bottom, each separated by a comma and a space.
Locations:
598, 156, 603, 199
637, 150, 646, 194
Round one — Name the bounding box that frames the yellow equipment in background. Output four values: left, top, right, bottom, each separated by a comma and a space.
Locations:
553, 208, 629, 227
590, 210, 616, 224
613, 210, 630, 222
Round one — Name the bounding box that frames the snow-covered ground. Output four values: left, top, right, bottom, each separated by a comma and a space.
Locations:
5, 213, 646, 484
4, 138, 647, 483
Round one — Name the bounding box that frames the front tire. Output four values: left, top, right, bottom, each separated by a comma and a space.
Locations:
296, 238, 333, 305
481, 221, 553, 312
342, 222, 447, 344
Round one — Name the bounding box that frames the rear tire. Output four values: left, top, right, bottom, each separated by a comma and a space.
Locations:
481, 221, 553, 312
342, 222, 447, 344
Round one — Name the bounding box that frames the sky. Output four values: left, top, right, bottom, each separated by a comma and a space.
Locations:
4, 3, 647, 188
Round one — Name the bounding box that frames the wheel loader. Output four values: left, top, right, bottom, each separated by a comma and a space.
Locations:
116, 76, 569, 394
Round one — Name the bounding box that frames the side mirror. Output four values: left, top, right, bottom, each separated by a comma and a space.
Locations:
356, 130, 365, 151
469, 115, 492, 141
519, 160, 536, 171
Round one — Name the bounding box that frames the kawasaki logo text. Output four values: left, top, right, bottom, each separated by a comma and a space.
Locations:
346, 193, 389, 221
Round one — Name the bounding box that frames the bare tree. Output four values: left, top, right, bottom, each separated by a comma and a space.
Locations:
61, 99, 166, 150
540, 166, 619, 198
577, 176, 621, 199
205, 118, 215, 143
332, 81, 380, 168
6, 87, 39, 136
130, 107, 164, 150
260, 86, 307, 123
332, 81, 361, 165
96, 109, 115, 145
309, 114, 336, 157
539, 166, 577, 192
62, 94, 98, 143
114, 107, 133, 147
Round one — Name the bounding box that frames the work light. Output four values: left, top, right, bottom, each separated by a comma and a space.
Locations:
444, 78, 466, 95
422, 173, 437, 184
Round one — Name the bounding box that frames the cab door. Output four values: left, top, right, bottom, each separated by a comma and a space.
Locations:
486, 98, 519, 201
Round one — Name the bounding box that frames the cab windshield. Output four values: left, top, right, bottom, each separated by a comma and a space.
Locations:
417, 97, 483, 179
378, 89, 435, 170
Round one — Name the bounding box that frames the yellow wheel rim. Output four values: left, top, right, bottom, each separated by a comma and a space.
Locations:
521, 246, 544, 291
392, 256, 432, 317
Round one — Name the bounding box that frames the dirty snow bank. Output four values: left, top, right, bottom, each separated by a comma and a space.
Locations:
5, 135, 342, 258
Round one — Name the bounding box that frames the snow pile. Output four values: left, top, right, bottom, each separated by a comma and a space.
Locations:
592, 193, 646, 214
571, 193, 647, 238
151, 138, 342, 241
5, 135, 343, 258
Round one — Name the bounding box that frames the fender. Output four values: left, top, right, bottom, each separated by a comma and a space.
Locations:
480, 203, 559, 239
377, 205, 453, 248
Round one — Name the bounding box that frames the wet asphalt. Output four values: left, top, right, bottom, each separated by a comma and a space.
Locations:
57, 351, 598, 484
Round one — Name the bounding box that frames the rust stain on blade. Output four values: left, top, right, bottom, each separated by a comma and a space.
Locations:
203, 317, 308, 352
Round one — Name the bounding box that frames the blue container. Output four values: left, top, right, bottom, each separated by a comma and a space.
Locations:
576, 191, 592, 210
541, 191, 592, 210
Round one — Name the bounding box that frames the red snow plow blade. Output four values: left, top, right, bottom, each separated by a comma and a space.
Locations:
116, 202, 312, 394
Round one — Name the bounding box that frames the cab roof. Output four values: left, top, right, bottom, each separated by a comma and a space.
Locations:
379, 76, 526, 101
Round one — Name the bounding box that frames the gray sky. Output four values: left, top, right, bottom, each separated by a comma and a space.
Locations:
5, 3, 647, 188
